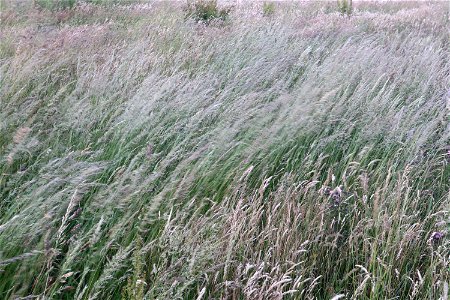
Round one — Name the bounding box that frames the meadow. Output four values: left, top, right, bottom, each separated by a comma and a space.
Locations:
0, 1, 449, 299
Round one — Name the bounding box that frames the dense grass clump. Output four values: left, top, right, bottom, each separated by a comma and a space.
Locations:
0, 1, 449, 299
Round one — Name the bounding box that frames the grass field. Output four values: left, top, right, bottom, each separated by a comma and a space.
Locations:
0, 1, 449, 299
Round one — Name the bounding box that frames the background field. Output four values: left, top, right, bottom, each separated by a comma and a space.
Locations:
0, 1, 449, 299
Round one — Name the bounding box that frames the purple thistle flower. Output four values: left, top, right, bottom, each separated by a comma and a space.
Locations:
431, 231, 444, 242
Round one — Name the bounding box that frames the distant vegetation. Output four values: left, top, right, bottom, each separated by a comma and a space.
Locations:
184, 0, 231, 23
0, 1, 448, 299
262, 1, 276, 17
34, 0, 77, 10
337, 0, 353, 16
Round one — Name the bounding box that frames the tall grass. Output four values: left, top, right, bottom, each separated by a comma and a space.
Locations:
0, 1, 449, 299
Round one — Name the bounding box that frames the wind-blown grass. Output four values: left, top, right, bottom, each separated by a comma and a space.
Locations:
0, 1, 449, 299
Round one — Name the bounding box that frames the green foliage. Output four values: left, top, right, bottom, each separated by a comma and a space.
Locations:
84, 0, 140, 6
262, 1, 275, 17
122, 236, 146, 300
185, 0, 231, 24
35, 0, 76, 11
337, 0, 352, 16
